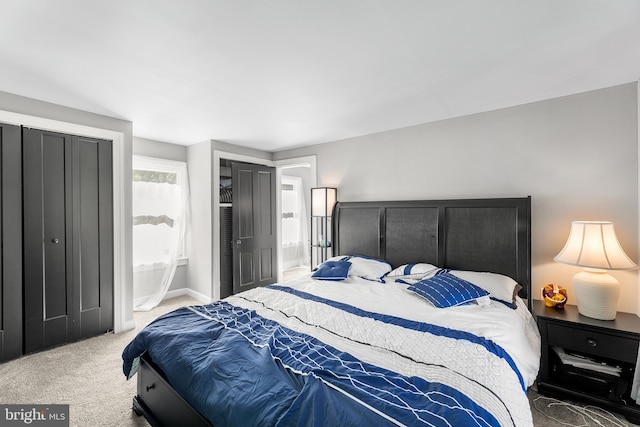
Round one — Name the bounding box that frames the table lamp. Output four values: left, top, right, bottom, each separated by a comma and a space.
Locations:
554, 221, 637, 320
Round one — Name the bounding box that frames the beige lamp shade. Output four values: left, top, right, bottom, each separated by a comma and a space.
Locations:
311, 187, 337, 217
554, 221, 636, 270
554, 221, 636, 320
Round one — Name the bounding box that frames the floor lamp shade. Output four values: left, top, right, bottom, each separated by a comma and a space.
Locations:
554, 221, 637, 320
311, 187, 337, 217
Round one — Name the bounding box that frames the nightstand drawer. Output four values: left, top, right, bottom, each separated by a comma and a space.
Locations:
547, 323, 638, 363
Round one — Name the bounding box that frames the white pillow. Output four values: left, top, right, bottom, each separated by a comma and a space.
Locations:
449, 270, 522, 309
333, 255, 391, 282
387, 263, 438, 280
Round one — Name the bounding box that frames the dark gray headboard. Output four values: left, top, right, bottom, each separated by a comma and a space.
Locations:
333, 197, 531, 305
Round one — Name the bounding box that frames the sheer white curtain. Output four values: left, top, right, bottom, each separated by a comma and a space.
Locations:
132, 156, 189, 311
281, 175, 309, 270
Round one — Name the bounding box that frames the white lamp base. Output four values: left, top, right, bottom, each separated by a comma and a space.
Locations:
572, 270, 620, 321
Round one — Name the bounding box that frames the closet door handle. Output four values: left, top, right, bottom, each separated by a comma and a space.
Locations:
51, 238, 60, 244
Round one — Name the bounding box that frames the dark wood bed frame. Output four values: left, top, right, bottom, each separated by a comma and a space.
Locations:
132, 196, 532, 427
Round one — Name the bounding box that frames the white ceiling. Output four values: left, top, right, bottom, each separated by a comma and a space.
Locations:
1, 1, 639, 151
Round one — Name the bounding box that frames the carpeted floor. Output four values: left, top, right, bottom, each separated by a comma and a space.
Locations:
1, 295, 639, 426
528, 386, 639, 426
0, 295, 195, 427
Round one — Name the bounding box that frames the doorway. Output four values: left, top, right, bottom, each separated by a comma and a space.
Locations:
280, 169, 311, 282
0, 110, 128, 334
276, 156, 317, 283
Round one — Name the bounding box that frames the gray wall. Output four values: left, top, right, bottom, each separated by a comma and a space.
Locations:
275, 83, 639, 313
134, 136, 187, 162
187, 141, 212, 300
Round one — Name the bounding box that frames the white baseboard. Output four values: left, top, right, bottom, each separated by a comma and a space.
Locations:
164, 287, 212, 304
122, 319, 136, 332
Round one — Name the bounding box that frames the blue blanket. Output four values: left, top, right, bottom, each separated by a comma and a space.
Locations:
123, 285, 527, 426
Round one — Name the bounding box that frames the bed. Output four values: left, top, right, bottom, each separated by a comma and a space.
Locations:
122, 197, 540, 426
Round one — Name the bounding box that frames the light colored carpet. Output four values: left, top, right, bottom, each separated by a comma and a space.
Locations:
0, 295, 197, 427
529, 386, 639, 427
1, 295, 638, 426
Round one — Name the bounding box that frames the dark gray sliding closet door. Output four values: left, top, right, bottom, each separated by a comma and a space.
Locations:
23, 128, 113, 354
72, 136, 113, 340
0, 123, 22, 362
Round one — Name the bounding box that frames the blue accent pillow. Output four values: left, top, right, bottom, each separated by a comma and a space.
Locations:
312, 260, 352, 281
408, 272, 490, 308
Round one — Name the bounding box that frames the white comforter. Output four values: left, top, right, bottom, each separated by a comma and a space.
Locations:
224, 274, 541, 426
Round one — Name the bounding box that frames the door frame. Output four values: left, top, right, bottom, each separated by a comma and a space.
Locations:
0, 110, 129, 333
212, 150, 316, 300
213, 150, 273, 301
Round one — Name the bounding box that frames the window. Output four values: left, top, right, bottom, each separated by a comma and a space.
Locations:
132, 156, 188, 269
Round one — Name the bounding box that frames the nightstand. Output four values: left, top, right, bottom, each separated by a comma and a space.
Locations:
534, 300, 640, 422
